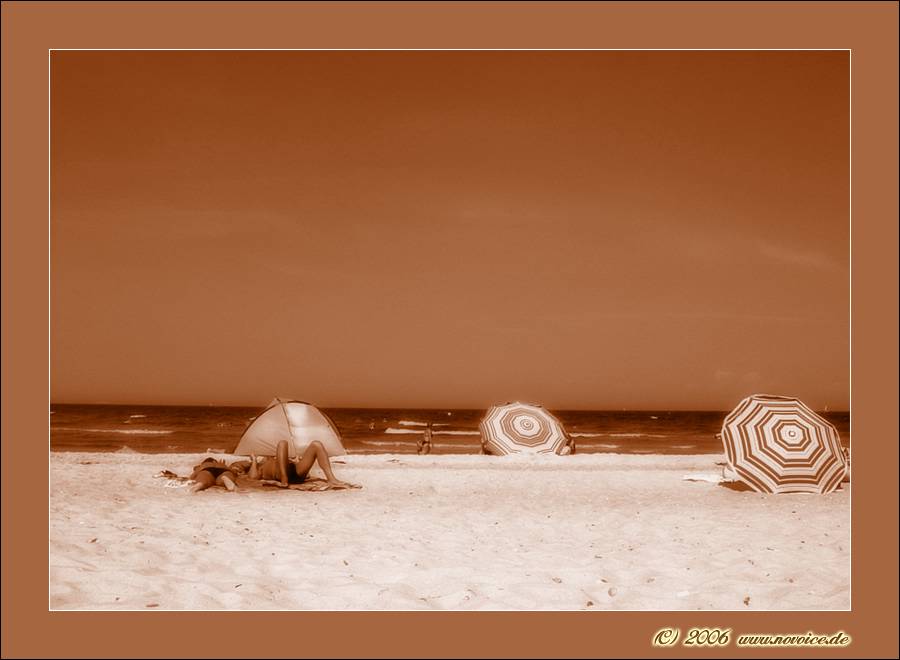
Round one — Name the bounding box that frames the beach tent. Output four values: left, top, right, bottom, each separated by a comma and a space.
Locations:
480, 402, 571, 455
720, 394, 846, 494
233, 398, 346, 458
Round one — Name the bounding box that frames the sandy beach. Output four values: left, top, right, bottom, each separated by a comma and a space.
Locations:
49, 452, 850, 611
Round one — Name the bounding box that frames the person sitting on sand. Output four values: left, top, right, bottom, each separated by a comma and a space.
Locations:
239, 439, 358, 489
190, 457, 238, 493
559, 436, 576, 455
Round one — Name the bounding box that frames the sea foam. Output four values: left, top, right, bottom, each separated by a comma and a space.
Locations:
434, 430, 480, 436
53, 427, 174, 435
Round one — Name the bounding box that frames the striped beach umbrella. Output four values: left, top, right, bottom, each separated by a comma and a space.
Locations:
480, 402, 570, 455
721, 394, 847, 494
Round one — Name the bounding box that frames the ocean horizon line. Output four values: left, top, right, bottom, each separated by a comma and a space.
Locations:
49, 401, 850, 414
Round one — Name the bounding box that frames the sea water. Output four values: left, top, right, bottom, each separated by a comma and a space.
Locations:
49, 404, 850, 455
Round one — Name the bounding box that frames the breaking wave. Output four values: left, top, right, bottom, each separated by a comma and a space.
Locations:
52, 427, 174, 435
434, 430, 481, 436
573, 432, 669, 438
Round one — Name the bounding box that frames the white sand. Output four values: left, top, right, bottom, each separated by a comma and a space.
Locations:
49, 452, 850, 611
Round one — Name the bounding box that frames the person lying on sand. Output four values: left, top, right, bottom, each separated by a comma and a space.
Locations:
235, 439, 359, 490
190, 457, 238, 493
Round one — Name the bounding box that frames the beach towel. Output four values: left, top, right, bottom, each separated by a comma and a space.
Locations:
153, 470, 360, 491
153, 470, 194, 489
252, 478, 361, 492
681, 471, 753, 491
681, 473, 724, 484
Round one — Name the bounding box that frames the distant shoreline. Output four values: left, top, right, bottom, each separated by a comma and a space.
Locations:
49, 404, 850, 456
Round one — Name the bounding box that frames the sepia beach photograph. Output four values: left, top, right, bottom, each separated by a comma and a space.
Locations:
49, 49, 851, 612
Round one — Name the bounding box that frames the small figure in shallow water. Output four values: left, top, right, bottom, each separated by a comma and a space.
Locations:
417, 423, 433, 455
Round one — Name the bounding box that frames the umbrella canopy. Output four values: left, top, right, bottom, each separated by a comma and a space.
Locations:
721, 394, 846, 494
233, 398, 346, 458
480, 402, 570, 455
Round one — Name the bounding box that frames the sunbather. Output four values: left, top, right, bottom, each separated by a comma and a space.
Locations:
242, 439, 358, 489
190, 457, 238, 493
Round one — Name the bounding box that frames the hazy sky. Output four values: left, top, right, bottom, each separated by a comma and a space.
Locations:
51, 51, 849, 409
